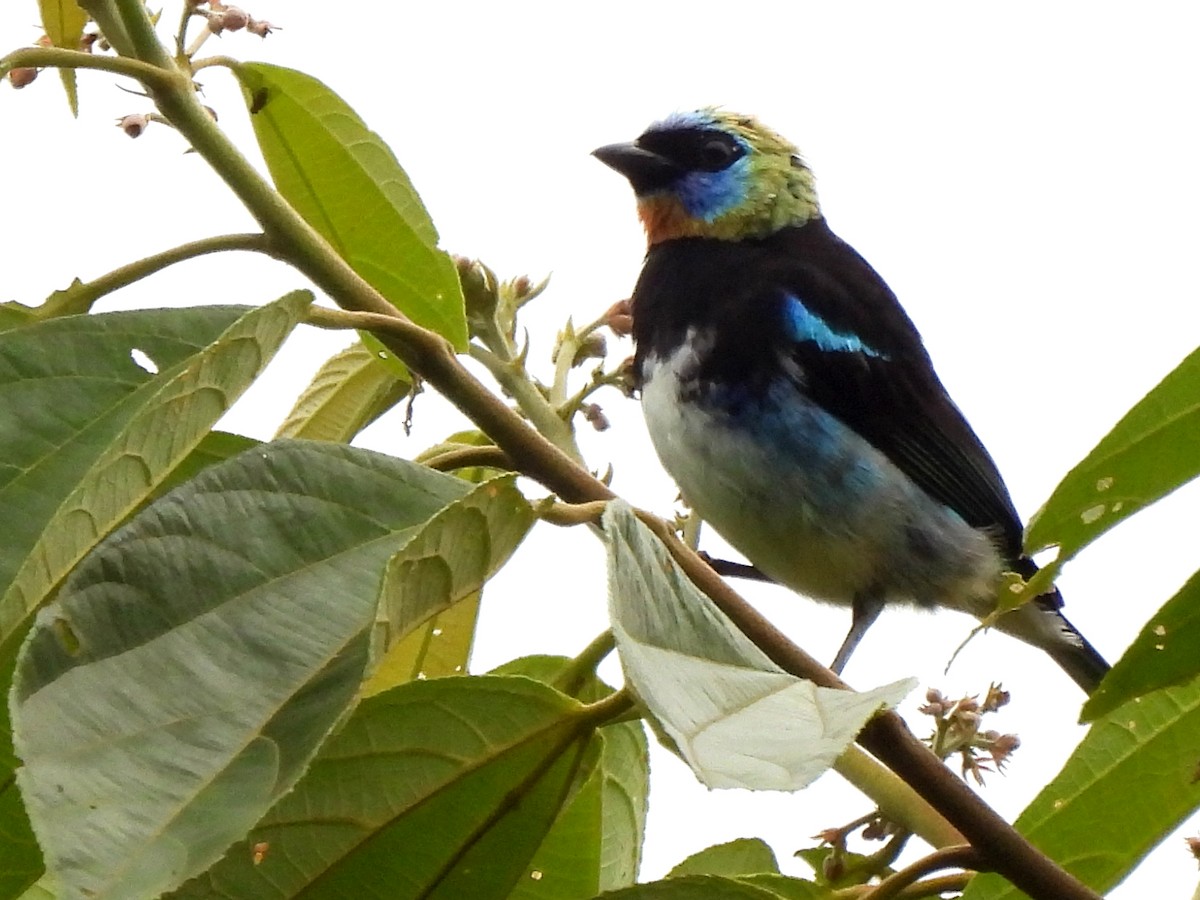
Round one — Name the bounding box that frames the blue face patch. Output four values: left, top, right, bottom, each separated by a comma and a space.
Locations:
673, 159, 750, 222
782, 294, 884, 358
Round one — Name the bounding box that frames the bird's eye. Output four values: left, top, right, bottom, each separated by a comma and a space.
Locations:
701, 139, 736, 168
696, 137, 739, 170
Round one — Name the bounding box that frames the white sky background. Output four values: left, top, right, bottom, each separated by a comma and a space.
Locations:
4, 2, 1200, 895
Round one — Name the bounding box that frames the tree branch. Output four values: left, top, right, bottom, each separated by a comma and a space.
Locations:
37, 233, 272, 318
88, 8, 1100, 895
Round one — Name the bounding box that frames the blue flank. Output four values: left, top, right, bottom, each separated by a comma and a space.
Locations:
699, 373, 885, 504
783, 294, 884, 357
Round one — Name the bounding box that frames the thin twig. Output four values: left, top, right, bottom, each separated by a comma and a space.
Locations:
538, 499, 609, 527
833, 873, 971, 900
421, 446, 514, 473
37, 233, 272, 318
0, 46, 175, 89
860, 845, 982, 900
554, 630, 617, 696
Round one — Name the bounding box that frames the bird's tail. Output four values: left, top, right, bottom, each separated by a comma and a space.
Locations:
997, 585, 1110, 694
1040, 603, 1110, 694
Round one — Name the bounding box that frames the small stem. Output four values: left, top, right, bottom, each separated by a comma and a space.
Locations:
113, 0, 176, 67
191, 53, 238, 73
469, 343, 583, 462
860, 830, 911, 877
860, 846, 981, 900
833, 873, 970, 900
473, 301, 519, 363
38, 233, 272, 318
549, 311, 609, 411
422, 446, 513, 473
184, 27, 213, 60
579, 687, 635, 726
76, 0, 137, 57
554, 630, 617, 696
834, 747, 964, 850
174, 3, 193, 58
550, 322, 577, 408
559, 366, 625, 420
538, 499, 608, 527
0, 46, 174, 88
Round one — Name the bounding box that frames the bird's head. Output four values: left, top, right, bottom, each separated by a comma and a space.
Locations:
594, 108, 821, 245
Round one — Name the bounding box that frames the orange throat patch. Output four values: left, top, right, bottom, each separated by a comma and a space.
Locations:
637, 194, 711, 245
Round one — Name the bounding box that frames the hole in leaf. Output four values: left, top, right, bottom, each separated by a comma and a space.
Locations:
130, 347, 159, 374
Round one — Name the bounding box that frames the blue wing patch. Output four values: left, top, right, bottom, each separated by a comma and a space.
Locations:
783, 294, 884, 358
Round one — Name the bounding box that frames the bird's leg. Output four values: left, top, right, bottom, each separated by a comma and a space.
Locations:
831, 589, 886, 674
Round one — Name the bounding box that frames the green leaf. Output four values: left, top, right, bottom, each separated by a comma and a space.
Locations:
171, 676, 593, 900
0, 777, 40, 900
1082, 567, 1200, 720
1027, 344, 1200, 563
0, 303, 39, 333
960, 682, 1200, 900
668, 839, 779, 878
362, 475, 536, 695
234, 62, 467, 348
603, 501, 913, 791
597, 875, 787, 899
11, 439, 475, 900
275, 339, 409, 442
0, 305, 259, 624
14, 872, 57, 900
1, 294, 310, 683
736, 874, 829, 900
0, 300, 307, 892
37, 0, 88, 116
154, 430, 260, 499
496, 656, 649, 899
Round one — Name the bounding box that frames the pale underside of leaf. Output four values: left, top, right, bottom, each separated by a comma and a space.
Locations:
12, 440, 474, 899
604, 500, 913, 791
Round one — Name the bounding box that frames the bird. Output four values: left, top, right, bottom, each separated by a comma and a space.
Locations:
593, 108, 1109, 693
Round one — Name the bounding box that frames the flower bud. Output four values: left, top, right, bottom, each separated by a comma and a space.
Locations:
582, 403, 610, 432
572, 332, 607, 366
247, 18, 277, 37
1185, 836, 1200, 864
221, 6, 249, 31
822, 853, 844, 883
983, 683, 1010, 712
7, 67, 37, 88
117, 114, 150, 138
511, 275, 533, 298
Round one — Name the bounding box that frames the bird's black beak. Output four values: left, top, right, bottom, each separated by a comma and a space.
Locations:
592, 142, 680, 193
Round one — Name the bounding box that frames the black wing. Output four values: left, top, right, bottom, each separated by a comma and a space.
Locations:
757, 220, 1025, 558
632, 220, 1026, 560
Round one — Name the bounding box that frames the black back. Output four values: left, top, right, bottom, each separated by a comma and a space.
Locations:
631, 219, 1026, 562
